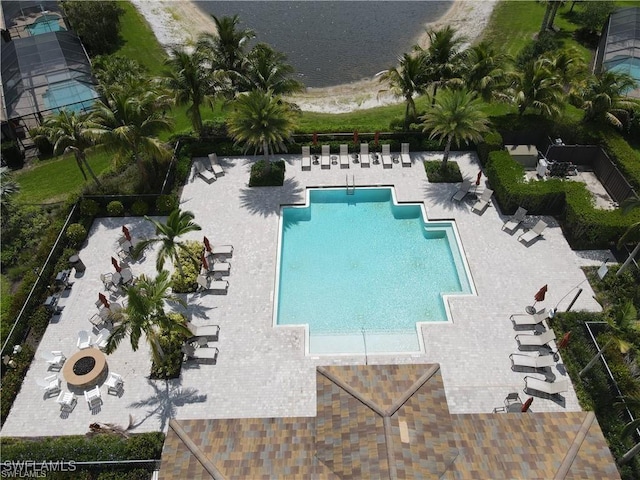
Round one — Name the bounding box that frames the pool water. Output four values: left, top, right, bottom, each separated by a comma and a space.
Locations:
275, 188, 474, 354
43, 79, 99, 114
606, 57, 640, 93
27, 14, 65, 35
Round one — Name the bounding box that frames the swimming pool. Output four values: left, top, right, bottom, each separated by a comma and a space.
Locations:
274, 187, 474, 355
43, 79, 99, 114
27, 14, 65, 36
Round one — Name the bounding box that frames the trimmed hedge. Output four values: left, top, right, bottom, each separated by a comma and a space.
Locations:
423, 161, 463, 183
249, 159, 286, 187
599, 131, 640, 191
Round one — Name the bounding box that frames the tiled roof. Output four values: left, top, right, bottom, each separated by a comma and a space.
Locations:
158, 364, 620, 479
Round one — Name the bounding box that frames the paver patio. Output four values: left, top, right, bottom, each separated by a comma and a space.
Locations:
1, 150, 610, 437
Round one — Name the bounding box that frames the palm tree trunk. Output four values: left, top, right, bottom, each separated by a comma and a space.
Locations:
616, 242, 640, 277
193, 103, 203, 137
548, 1, 561, 31
579, 339, 612, 377
431, 83, 439, 106
540, 2, 553, 33
619, 441, 640, 466
73, 150, 88, 181
441, 134, 453, 169
79, 150, 101, 187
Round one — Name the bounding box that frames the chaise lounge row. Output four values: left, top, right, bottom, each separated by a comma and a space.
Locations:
301, 143, 412, 170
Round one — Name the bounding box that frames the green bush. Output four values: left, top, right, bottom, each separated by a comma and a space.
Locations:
170, 241, 201, 293
106, 200, 125, 216
423, 161, 463, 183
1, 345, 35, 425
476, 130, 503, 166
249, 159, 286, 187
28, 306, 51, 336
65, 223, 87, 247
1, 141, 24, 168
80, 198, 100, 217
130, 200, 149, 216
600, 131, 640, 191
150, 314, 188, 379
32, 135, 54, 157
155, 195, 178, 215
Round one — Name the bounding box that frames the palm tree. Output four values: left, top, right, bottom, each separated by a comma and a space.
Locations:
163, 47, 216, 136
0, 166, 20, 221
132, 208, 202, 276
549, 47, 587, 88
236, 43, 304, 96
571, 70, 639, 128
31, 110, 101, 186
460, 41, 511, 103
510, 58, 564, 117
92, 55, 149, 97
105, 270, 191, 365
540, 0, 563, 33
616, 195, 640, 276
618, 394, 640, 465
379, 53, 427, 130
226, 89, 298, 168
420, 88, 490, 168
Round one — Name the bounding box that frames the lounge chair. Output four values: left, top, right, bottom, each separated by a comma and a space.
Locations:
100, 273, 117, 292
41, 350, 66, 370
197, 275, 229, 294
472, 188, 494, 214
207, 153, 225, 176
401, 143, 411, 167
182, 344, 219, 365
301, 146, 311, 170
187, 323, 220, 342
339, 144, 350, 168
524, 376, 568, 396
381, 144, 392, 168
510, 353, 556, 369
193, 160, 216, 183
359, 143, 370, 167
515, 329, 556, 348
518, 220, 548, 245
77, 330, 92, 350
204, 260, 231, 276
93, 328, 111, 350
209, 244, 234, 257
502, 207, 528, 234
510, 311, 548, 329
321, 145, 331, 169
84, 386, 102, 409
56, 391, 77, 412
36, 374, 61, 397
105, 372, 124, 395
452, 180, 472, 202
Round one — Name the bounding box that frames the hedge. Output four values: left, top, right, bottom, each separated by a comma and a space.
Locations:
599, 131, 640, 191
249, 159, 286, 187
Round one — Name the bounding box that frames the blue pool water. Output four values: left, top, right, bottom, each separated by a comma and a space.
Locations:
275, 188, 473, 354
43, 79, 99, 114
27, 14, 65, 35
608, 58, 640, 88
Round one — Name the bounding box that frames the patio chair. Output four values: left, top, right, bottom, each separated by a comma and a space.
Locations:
105, 372, 124, 395
401, 143, 411, 167
204, 260, 231, 277
381, 144, 392, 168
187, 323, 220, 342
93, 328, 111, 350
518, 219, 548, 245
120, 268, 134, 286
524, 376, 568, 397
77, 330, 92, 350
452, 180, 472, 202
339, 144, 350, 168
515, 329, 556, 349
41, 350, 66, 370
472, 188, 494, 214
100, 273, 117, 292
36, 374, 61, 397
359, 143, 370, 167
183, 344, 219, 365
509, 352, 556, 370
301, 146, 311, 170
502, 207, 528, 234
84, 386, 102, 409
197, 275, 229, 294
493, 392, 523, 412
209, 244, 234, 258
56, 391, 77, 412
321, 145, 331, 169
510, 311, 548, 329
193, 160, 216, 184
207, 153, 224, 176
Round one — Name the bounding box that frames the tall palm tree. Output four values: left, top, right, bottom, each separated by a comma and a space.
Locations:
226, 89, 298, 167
618, 394, 640, 464
105, 270, 191, 365
616, 195, 640, 276
540, 0, 563, 33
163, 47, 216, 136
379, 53, 427, 130
549, 47, 587, 88
460, 41, 511, 103
236, 43, 304, 96
571, 70, 639, 128
510, 58, 564, 117
31, 110, 101, 186
132, 208, 202, 276
0, 166, 20, 221
420, 88, 490, 168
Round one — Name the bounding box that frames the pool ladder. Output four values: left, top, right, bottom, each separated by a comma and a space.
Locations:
346, 175, 355, 195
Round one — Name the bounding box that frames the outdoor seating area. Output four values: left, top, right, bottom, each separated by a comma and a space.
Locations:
301, 144, 411, 171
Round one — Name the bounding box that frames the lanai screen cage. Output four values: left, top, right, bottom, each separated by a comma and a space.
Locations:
597, 6, 640, 98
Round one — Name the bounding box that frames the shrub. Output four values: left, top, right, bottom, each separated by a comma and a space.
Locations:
65, 223, 87, 247
106, 201, 124, 216
476, 130, 503, 166
80, 198, 100, 217
1, 141, 24, 168
32, 135, 54, 157
170, 241, 201, 293
150, 314, 188, 379
1, 345, 35, 425
423, 161, 463, 183
249, 159, 286, 187
155, 195, 178, 215
130, 200, 149, 216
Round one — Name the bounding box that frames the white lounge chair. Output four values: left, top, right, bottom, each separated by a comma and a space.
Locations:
193, 160, 216, 183
518, 220, 548, 245
105, 372, 124, 395
210, 244, 234, 257
84, 386, 102, 409
401, 143, 411, 167
510, 353, 556, 369
524, 376, 568, 396
197, 275, 229, 294
41, 350, 66, 370
77, 330, 92, 350
515, 329, 556, 348
187, 323, 220, 342
339, 144, 350, 168
472, 188, 494, 214
56, 391, 77, 412
36, 374, 61, 397
502, 207, 528, 233
301, 146, 311, 170
381, 144, 392, 168
93, 328, 111, 350
205, 260, 231, 276
360, 143, 370, 167
510, 311, 548, 328
452, 180, 472, 202
183, 344, 219, 365
321, 145, 331, 169
208, 153, 224, 176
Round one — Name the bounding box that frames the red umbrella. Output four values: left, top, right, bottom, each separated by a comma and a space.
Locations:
521, 397, 534, 413
475, 170, 482, 186
122, 225, 131, 241
312, 132, 318, 146
203, 236, 212, 253
111, 257, 122, 273
558, 331, 571, 349
527, 284, 548, 313
374, 131, 380, 148
98, 292, 110, 309
201, 253, 209, 270
353, 130, 359, 145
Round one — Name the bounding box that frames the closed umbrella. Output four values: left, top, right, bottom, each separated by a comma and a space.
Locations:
111, 257, 122, 273
98, 293, 110, 309
521, 397, 534, 412
374, 131, 380, 148
475, 170, 482, 186
201, 253, 209, 271
353, 130, 359, 145
312, 132, 318, 146
558, 331, 571, 349
527, 284, 548, 314
203, 236, 212, 253
122, 225, 131, 241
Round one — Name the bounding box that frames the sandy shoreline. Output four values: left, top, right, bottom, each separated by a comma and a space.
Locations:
130, 0, 498, 113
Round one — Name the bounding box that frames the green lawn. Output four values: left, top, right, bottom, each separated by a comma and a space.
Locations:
117, 1, 167, 76
0, 275, 11, 325
14, 149, 113, 204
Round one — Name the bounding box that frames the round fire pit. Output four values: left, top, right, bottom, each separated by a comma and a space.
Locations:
63, 348, 107, 388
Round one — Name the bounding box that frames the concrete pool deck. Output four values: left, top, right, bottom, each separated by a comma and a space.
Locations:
1, 150, 612, 437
